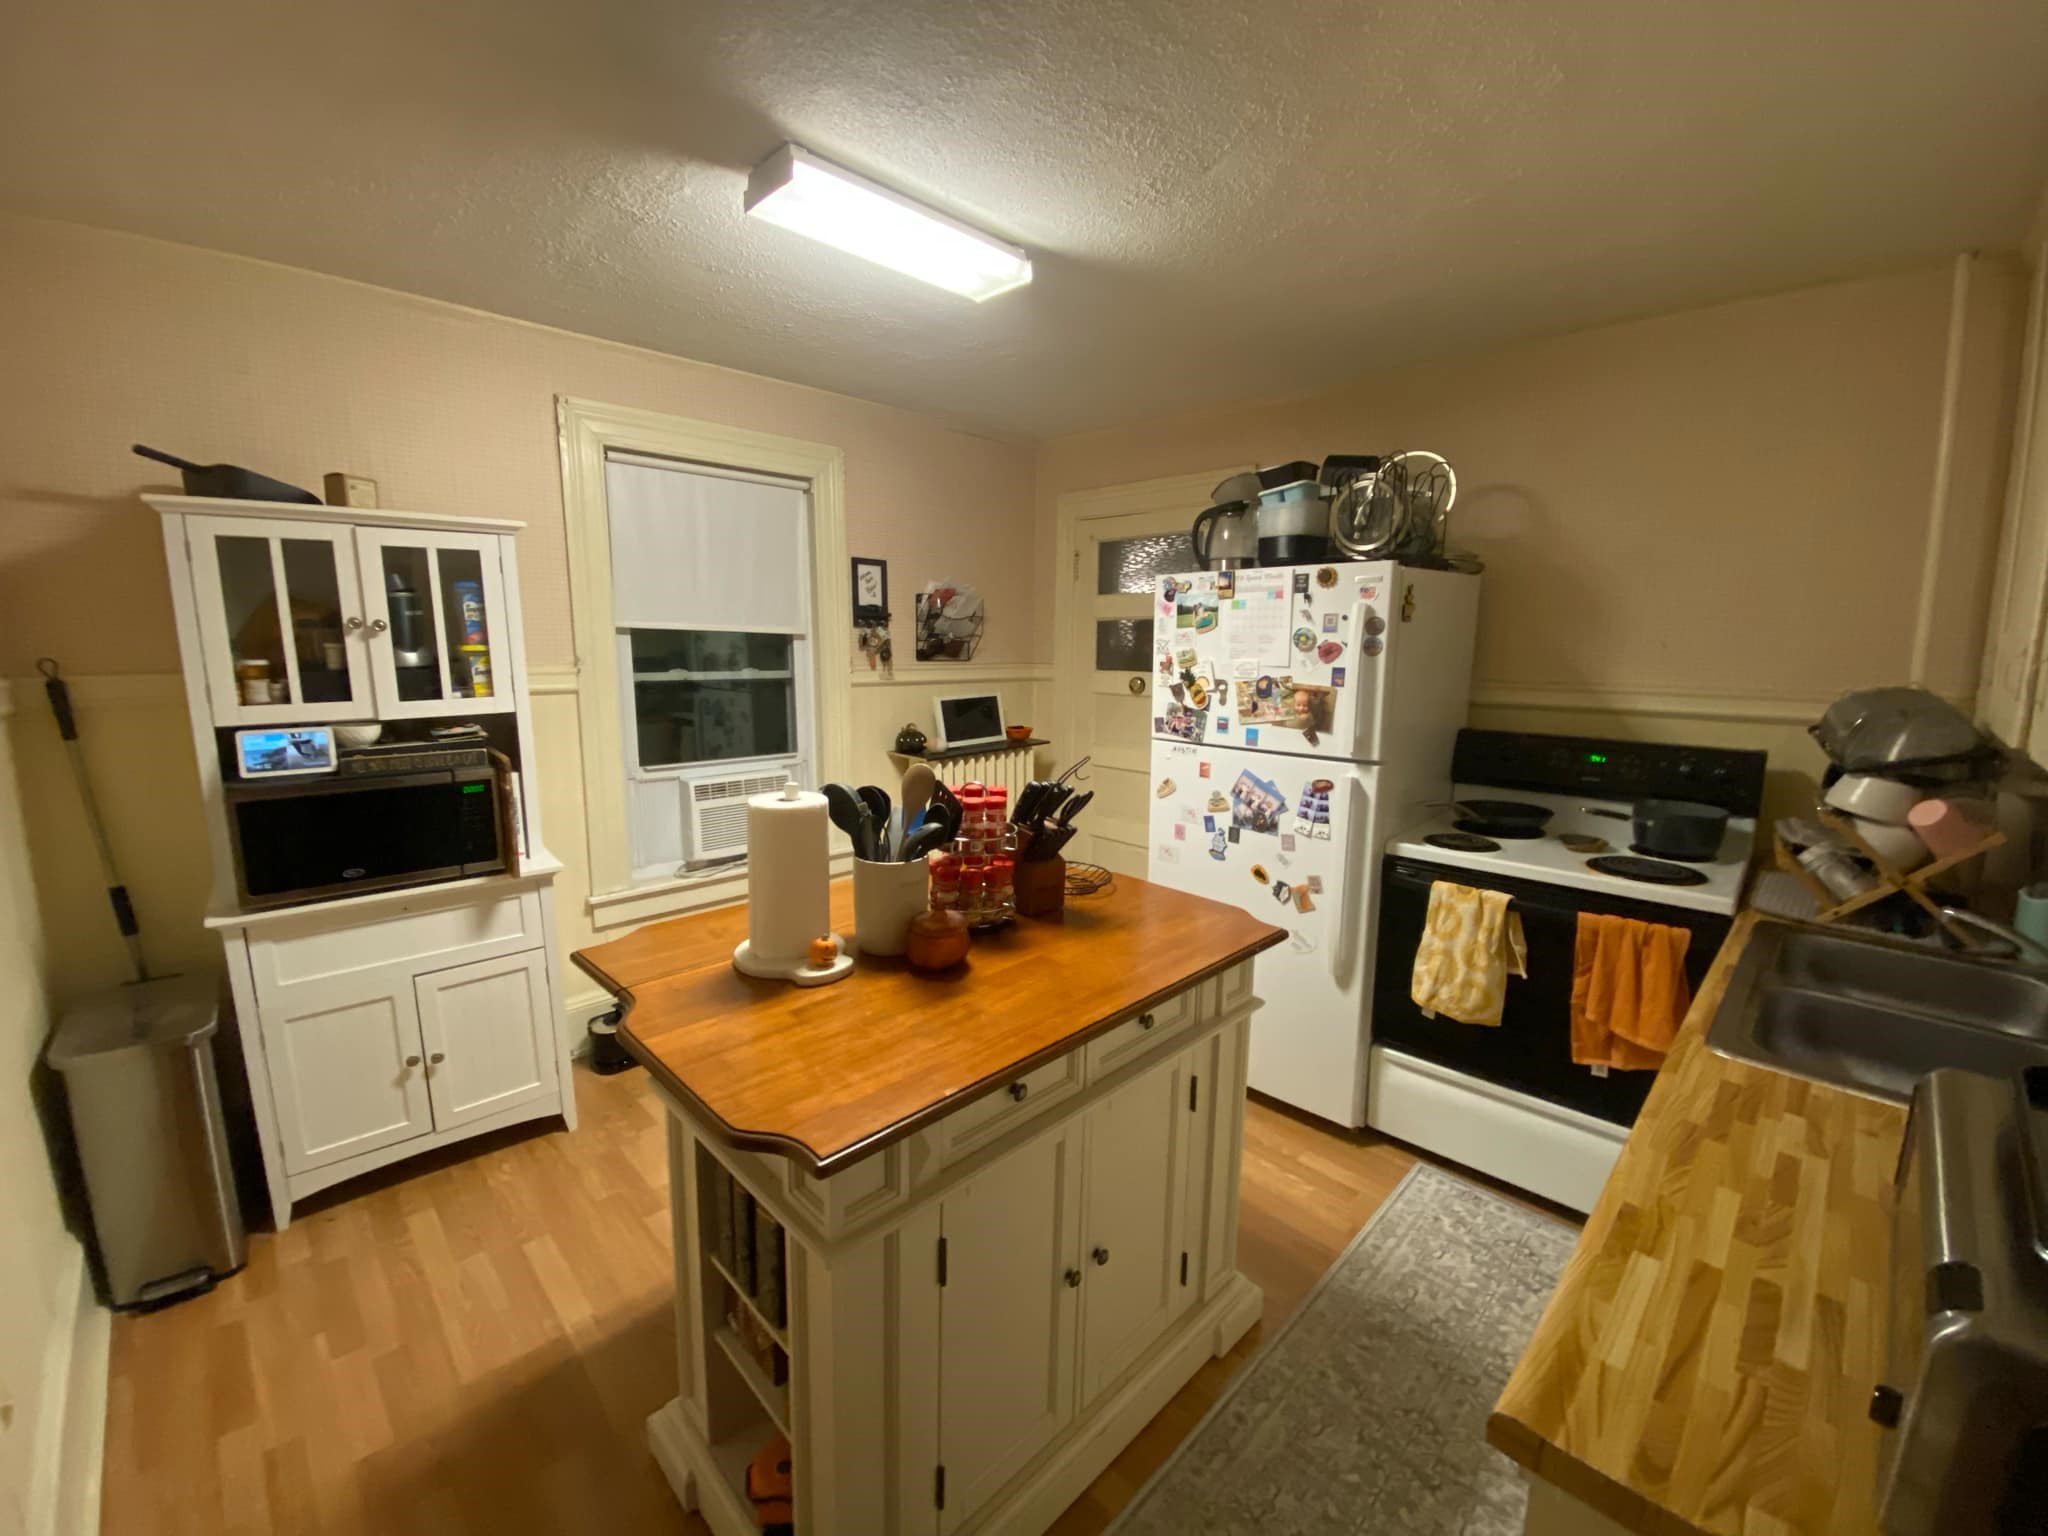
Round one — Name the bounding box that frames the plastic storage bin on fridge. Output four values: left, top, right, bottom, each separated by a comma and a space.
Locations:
49, 976, 246, 1308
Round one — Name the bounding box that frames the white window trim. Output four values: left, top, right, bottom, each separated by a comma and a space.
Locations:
557, 396, 852, 927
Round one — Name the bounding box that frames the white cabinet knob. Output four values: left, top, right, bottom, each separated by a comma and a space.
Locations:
345, 616, 365, 632
404, 1055, 421, 1068
429, 1051, 446, 1065
369, 617, 389, 634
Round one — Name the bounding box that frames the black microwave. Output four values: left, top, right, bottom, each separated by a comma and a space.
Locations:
225, 763, 506, 909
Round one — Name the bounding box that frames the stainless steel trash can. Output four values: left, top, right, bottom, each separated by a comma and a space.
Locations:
49, 975, 246, 1308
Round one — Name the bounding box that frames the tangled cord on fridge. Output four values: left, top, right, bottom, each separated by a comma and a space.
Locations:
1063, 862, 1113, 897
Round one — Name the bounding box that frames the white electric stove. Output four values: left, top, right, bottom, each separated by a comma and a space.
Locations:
1367, 730, 1766, 1211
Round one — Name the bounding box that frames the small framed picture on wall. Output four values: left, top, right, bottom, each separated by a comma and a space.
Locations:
851, 557, 889, 623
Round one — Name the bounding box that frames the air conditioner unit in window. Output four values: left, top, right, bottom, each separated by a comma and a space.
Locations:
680, 762, 799, 870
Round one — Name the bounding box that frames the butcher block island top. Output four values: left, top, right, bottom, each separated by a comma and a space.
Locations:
573, 872, 1285, 1176
1489, 911, 1907, 1536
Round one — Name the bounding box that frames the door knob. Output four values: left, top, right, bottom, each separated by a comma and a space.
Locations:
1139, 1013, 1156, 1030
429, 1051, 446, 1065
344, 616, 365, 632
369, 617, 389, 634
1064, 1268, 1082, 1288
1092, 1246, 1110, 1266
404, 1055, 421, 1068
1127, 676, 1145, 695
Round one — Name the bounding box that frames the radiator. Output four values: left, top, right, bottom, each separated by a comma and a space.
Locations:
939, 745, 1034, 800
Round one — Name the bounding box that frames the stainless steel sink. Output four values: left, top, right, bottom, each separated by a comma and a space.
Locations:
1707, 921, 2048, 1101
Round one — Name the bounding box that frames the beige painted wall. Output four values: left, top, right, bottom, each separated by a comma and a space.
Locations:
0, 215, 1042, 1014
0, 683, 94, 1536
1037, 261, 2026, 804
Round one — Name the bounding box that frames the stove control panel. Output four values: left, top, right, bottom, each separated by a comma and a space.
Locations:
1452, 729, 1767, 817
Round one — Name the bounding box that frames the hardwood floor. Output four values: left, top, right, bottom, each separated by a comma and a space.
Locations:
100, 1063, 1555, 1534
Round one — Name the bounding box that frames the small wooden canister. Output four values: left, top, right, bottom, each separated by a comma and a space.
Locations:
1014, 856, 1066, 918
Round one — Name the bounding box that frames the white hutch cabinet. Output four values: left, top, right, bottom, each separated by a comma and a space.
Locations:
150, 494, 575, 1226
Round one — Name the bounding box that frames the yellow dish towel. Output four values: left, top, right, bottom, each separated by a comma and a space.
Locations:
1410, 881, 1527, 1026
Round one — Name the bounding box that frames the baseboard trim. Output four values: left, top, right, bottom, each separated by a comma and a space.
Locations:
30, 1250, 109, 1536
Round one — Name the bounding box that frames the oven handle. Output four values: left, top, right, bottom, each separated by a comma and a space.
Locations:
1382, 857, 1599, 920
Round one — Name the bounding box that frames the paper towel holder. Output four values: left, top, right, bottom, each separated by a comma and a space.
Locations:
732, 782, 855, 987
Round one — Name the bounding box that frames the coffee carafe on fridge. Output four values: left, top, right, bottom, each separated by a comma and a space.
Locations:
1190, 498, 1256, 571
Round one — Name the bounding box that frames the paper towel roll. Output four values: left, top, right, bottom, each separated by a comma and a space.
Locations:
733, 784, 852, 986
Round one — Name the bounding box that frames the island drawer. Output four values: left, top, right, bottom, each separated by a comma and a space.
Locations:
936, 1049, 1084, 1165
1083, 987, 1198, 1079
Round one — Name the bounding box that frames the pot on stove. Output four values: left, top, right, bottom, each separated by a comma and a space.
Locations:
1585, 799, 1729, 862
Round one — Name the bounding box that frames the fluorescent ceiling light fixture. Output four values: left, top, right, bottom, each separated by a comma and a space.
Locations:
745, 143, 1032, 302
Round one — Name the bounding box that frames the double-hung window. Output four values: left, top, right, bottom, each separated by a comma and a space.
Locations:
603, 452, 817, 879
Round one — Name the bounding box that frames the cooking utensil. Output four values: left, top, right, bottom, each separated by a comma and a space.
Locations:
132, 444, 321, 505
1053, 756, 1091, 789
900, 821, 955, 861
1013, 779, 1055, 826
1823, 773, 1922, 823
1385, 451, 1457, 561
855, 785, 891, 856
1024, 825, 1077, 862
823, 783, 876, 861
900, 762, 936, 833
1585, 799, 1729, 861
1558, 832, 1609, 854
1811, 686, 1993, 773
1431, 799, 1554, 835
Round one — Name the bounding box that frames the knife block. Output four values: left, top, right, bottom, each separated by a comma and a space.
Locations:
1015, 857, 1066, 918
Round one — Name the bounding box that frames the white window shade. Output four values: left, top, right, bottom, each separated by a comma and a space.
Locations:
604, 456, 811, 633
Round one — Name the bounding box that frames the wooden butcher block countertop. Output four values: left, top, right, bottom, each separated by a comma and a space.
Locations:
573, 873, 1285, 1176
1489, 912, 1908, 1536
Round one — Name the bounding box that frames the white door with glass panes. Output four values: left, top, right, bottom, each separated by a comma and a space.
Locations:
352, 528, 517, 719
603, 453, 816, 879
1063, 483, 1248, 876
414, 951, 555, 1131
185, 515, 376, 725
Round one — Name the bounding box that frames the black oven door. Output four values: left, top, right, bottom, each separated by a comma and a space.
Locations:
228, 769, 503, 907
1371, 856, 1733, 1127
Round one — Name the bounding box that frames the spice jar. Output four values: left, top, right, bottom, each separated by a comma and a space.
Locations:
959, 865, 988, 924
929, 854, 961, 912
988, 854, 1015, 919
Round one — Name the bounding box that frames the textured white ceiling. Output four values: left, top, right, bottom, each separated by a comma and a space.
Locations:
4, 0, 2046, 437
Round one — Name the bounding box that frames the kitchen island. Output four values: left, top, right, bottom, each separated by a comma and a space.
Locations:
575, 874, 1285, 1535
1489, 911, 1906, 1536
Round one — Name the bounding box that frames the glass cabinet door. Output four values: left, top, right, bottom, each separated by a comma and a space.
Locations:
355, 530, 515, 717
186, 516, 373, 724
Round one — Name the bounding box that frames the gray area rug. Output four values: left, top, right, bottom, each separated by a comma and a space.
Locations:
1109, 1164, 1578, 1535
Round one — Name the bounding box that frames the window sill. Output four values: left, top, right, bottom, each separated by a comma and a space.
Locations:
586, 848, 856, 931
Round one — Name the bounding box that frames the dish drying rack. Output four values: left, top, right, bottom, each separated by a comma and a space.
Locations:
1772, 808, 2005, 947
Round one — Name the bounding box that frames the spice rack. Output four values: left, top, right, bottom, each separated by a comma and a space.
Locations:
1773, 808, 2005, 946
929, 781, 1016, 929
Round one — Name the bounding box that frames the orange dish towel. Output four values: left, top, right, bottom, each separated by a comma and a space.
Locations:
1410, 881, 1527, 1026
1571, 913, 1692, 1071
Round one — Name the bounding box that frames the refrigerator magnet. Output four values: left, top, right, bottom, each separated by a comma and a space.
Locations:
1306, 874, 1323, 894
1322, 613, 1339, 633
1281, 832, 1296, 851
1207, 791, 1228, 812
1157, 843, 1181, 864
1227, 827, 1240, 843
1198, 761, 1211, 778
1155, 777, 1176, 798
1245, 728, 1259, 746
1271, 880, 1292, 903
1209, 832, 1228, 860
1172, 823, 1186, 840
1203, 815, 1216, 831
1331, 667, 1347, 688
1249, 863, 1270, 885
1293, 572, 1310, 594
1294, 886, 1315, 913
1216, 571, 1234, 597
1316, 566, 1337, 587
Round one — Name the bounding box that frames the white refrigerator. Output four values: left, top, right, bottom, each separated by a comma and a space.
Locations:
1145, 560, 1478, 1126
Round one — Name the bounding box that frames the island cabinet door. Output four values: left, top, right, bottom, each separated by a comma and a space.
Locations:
1077, 1045, 1193, 1405
936, 1125, 1083, 1533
